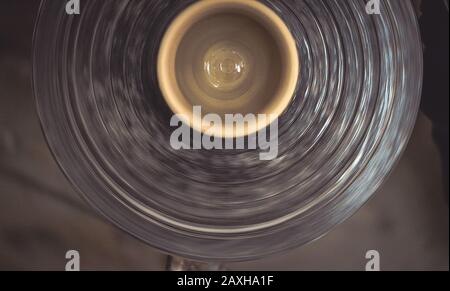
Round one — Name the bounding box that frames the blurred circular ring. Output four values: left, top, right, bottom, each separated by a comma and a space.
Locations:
33, 0, 422, 261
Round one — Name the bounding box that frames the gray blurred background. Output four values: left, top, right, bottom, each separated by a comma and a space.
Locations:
0, 0, 448, 271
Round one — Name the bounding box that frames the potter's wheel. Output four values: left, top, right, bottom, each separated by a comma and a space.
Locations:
33, 0, 422, 261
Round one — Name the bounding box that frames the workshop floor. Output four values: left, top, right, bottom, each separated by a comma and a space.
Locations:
0, 1, 448, 271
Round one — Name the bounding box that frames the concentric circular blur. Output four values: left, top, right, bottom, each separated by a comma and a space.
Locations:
33, 0, 422, 261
